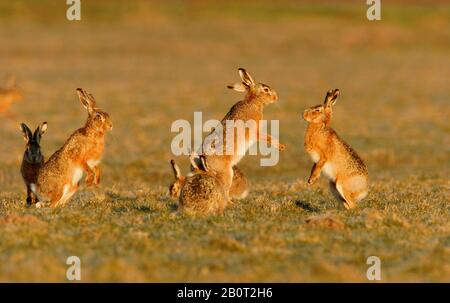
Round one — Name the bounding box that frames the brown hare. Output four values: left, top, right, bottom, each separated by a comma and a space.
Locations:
0, 75, 23, 114
198, 68, 285, 199
170, 165, 249, 200
228, 166, 249, 200
20, 122, 47, 206
31, 88, 112, 208
303, 89, 369, 210
170, 156, 227, 215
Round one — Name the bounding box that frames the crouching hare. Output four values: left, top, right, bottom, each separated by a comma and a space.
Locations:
303, 89, 369, 210
170, 156, 227, 215
170, 164, 249, 201
31, 88, 112, 208
20, 122, 47, 206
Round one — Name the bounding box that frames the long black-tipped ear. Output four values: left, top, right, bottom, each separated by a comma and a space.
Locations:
238, 68, 255, 87
170, 160, 182, 180
227, 83, 247, 92
324, 89, 340, 107
20, 123, 32, 142
33, 121, 48, 142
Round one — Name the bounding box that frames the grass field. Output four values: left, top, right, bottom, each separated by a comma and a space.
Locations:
0, 0, 449, 282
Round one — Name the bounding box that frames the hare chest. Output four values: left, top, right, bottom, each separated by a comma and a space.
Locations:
234, 139, 253, 164
308, 151, 320, 163
322, 162, 336, 181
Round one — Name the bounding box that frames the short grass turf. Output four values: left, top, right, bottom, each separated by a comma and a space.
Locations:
0, 0, 449, 282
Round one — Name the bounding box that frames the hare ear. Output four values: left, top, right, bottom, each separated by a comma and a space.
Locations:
199, 155, 209, 172
324, 89, 340, 107
227, 83, 247, 92
76, 88, 96, 114
20, 123, 32, 142
238, 68, 255, 87
170, 160, 182, 180
189, 153, 200, 170
33, 122, 47, 142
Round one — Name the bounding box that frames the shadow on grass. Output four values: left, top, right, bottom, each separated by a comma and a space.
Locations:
295, 200, 320, 212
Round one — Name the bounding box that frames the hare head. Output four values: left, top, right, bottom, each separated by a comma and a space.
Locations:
227, 68, 278, 104
303, 89, 339, 124
20, 122, 47, 164
76, 88, 113, 133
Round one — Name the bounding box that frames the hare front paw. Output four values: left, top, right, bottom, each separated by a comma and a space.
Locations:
307, 176, 318, 185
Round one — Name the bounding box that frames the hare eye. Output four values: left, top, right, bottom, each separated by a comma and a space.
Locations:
263, 88, 269, 92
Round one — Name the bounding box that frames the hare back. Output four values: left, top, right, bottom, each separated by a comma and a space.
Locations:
180, 174, 226, 214
222, 100, 263, 122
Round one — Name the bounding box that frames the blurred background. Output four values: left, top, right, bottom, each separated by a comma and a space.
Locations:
0, 0, 448, 282
0, 0, 448, 188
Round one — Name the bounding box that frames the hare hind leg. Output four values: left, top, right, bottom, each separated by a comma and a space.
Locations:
26, 186, 33, 206
334, 181, 357, 210
50, 183, 78, 208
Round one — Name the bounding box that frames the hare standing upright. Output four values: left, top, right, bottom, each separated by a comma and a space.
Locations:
31, 88, 113, 208
0, 75, 23, 114
170, 156, 227, 215
20, 122, 47, 206
198, 68, 285, 200
303, 89, 368, 210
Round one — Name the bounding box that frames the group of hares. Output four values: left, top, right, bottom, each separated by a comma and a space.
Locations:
9, 68, 369, 214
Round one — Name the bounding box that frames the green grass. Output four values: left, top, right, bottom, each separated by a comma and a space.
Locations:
0, 1, 449, 282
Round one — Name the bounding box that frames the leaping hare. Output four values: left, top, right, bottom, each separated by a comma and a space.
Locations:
20, 122, 47, 206
0, 75, 23, 114
170, 156, 227, 215
31, 88, 113, 208
303, 89, 369, 210
198, 68, 285, 198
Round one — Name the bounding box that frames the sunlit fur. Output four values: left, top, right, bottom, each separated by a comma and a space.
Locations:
303, 89, 369, 210
170, 165, 249, 200
30, 88, 112, 208
169, 159, 227, 215
198, 68, 284, 202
